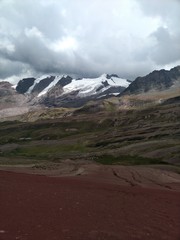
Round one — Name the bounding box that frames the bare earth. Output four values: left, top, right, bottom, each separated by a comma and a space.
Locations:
0, 164, 180, 240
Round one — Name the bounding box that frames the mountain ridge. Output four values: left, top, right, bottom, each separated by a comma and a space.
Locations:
121, 66, 180, 96
0, 66, 180, 120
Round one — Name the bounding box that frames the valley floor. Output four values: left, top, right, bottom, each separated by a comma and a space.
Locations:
0, 165, 180, 240
0, 97, 180, 239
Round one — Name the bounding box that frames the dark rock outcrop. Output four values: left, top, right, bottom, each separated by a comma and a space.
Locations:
56, 76, 72, 87
32, 76, 55, 94
16, 78, 35, 94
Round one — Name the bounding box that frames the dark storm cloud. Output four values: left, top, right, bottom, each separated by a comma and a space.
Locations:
137, 0, 180, 65
150, 27, 180, 65
0, 0, 180, 83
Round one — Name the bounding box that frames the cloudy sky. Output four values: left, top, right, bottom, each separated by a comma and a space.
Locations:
0, 0, 180, 83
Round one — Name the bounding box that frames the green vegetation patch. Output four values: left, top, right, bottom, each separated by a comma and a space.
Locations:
0, 157, 42, 165
0, 119, 109, 144
1, 143, 88, 160
94, 154, 168, 165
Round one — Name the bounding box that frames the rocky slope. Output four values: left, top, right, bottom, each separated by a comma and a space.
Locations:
0, 82, 30, 119
0, 81, 18, 109
121, 66, 180, 96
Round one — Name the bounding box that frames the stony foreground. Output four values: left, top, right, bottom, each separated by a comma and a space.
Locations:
0, 169, 180, 240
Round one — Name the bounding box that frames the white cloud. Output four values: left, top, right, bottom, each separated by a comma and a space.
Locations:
50, 36, 78, 52
0, 39, 15, 53
25, 27, 44, 39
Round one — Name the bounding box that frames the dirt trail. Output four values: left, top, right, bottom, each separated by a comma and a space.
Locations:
0, 169, 180, 240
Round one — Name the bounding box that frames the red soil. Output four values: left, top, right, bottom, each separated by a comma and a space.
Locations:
0, 170, 180, 240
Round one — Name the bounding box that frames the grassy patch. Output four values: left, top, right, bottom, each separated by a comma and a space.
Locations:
1, 143, 88, 160
0, 157, 42, 165
94, 154, 168, 165
0, 119, 108, 144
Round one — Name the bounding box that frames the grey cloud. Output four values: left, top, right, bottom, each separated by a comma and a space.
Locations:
0, 0, 180, 83
133, 26, 180, 66
149, 27, 180, 65
0, 58, 27, 78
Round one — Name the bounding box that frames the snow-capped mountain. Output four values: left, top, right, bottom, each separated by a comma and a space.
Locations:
15, 74, 130, 107
62, 74, 129, 98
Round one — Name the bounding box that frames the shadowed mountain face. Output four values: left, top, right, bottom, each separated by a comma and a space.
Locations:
31, 76, 55, 94
121, 66, 180, 96
56, 76, 72, 87
16, 78, 36, 94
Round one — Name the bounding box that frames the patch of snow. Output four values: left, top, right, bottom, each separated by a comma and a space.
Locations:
63, 74, 129, 98
11, 84, 17, 89
97, 94, 107, 99
63, 76, 106, 97
110, 77, 130, 87
112, 93, 120, 96
97, 93, 119, 99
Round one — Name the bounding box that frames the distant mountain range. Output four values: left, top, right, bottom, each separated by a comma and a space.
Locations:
0, 66, 180, 119
15, 74, 130, 107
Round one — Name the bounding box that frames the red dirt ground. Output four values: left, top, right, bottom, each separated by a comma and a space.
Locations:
0, 170, 180, 240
